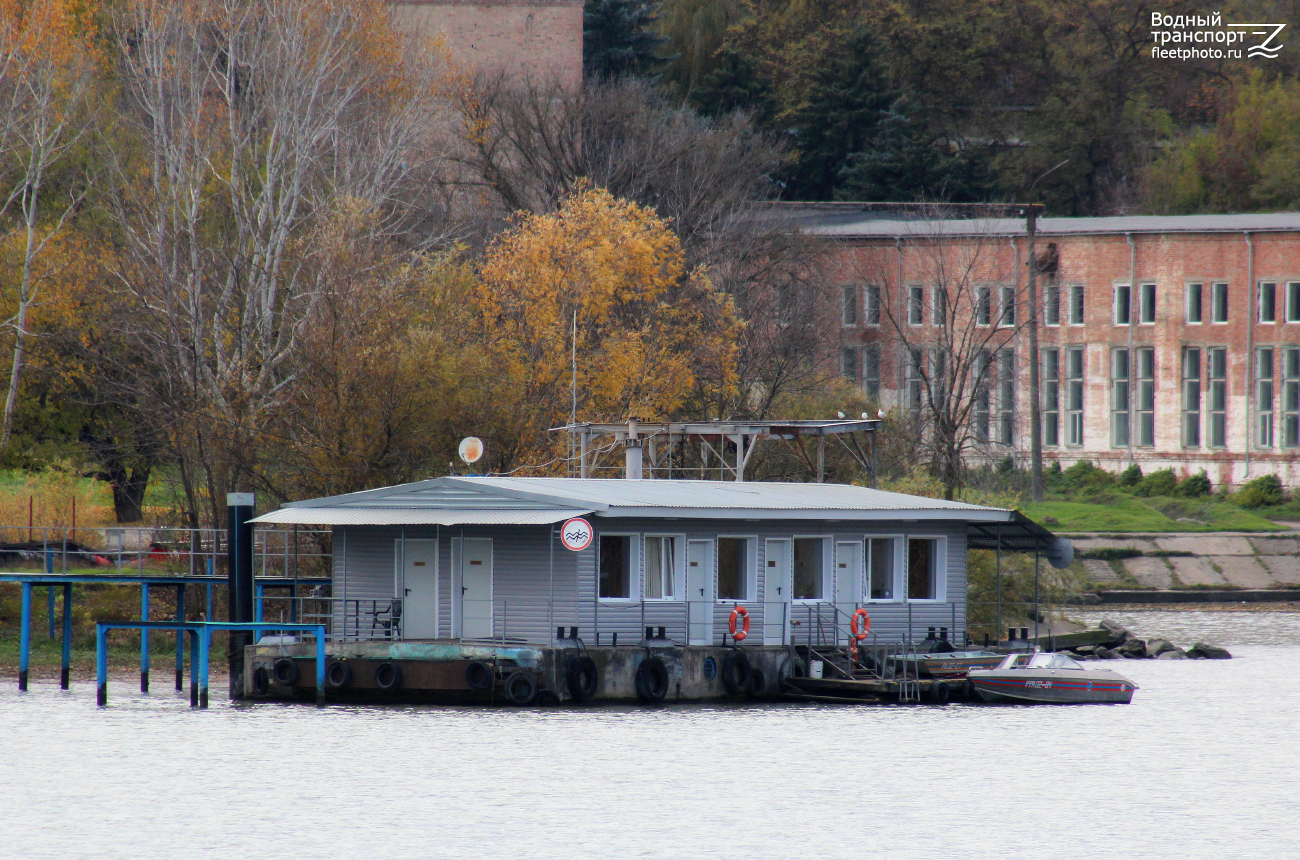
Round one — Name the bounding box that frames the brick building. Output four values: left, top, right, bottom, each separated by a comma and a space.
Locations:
391, 1, 584, 86
801, 208, 1300, 488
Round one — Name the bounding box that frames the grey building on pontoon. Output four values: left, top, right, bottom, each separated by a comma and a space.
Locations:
254, 476, 1056, 648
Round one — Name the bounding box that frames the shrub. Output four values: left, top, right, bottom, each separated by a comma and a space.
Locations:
1137, 468, 1177, 497
1177, 470, 1212, 498
1234, 474, 1286, 508
1062, 460, 1115, 491
1045, 461, 1065, 488
1118, 463, 1143, 487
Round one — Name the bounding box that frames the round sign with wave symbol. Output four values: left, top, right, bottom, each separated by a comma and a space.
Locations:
560, 517, 593, 552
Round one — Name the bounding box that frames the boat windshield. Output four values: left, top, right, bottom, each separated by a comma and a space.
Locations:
1047, 654, 1085, 670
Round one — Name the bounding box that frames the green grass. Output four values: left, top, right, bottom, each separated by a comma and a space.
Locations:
1022, 496, 1286, 532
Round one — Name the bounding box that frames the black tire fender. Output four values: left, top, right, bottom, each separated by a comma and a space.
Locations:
748, 666, 767, 697
634, 656, 670, 704
931, 680, 950, 704
251, 665, 270, 696
326, 660, 352, 690
565, 655, 599, 702
465, 660, 493, 690
375, 661, 402, 691
503, 670, 538, 705
721, 649, 752, 694
272, 657, 300, 686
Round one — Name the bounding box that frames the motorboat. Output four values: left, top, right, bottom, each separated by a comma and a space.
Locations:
967, 651, 1138, 704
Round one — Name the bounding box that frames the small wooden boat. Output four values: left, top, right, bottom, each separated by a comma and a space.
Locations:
885, 650, 1005, 679
967, 652, 1138, 704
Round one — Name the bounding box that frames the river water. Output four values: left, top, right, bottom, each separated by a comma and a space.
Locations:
2, 610, 1297, 859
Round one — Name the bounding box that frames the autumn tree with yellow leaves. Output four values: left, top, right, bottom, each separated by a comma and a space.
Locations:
471, 186, 742, 471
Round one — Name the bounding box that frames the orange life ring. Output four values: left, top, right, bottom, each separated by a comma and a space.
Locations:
851, 608, 871, 641
729, 605, 751, 642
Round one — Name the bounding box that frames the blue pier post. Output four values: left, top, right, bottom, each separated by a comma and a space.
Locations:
315, 626, 326, 706
175, 585, 186, 691
61, 583, 72, 689
96, 624, 107, 705
189, 630, 199, 707
19, 582, 31, 690
205, 580, 213, 621
140, 582, 150, 693
198, 627, 210, 709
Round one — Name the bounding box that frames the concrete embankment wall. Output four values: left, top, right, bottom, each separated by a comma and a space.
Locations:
1072, 534, 1300, 590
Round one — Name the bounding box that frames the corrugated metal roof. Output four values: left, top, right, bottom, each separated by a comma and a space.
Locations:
801, 212, 1300, 240
251, 507, 592, 526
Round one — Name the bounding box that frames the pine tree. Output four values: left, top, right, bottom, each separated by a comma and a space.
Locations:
583, 0, 668, 81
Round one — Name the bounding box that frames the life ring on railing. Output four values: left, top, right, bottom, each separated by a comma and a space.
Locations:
851, 608, 871, 641
728, 605, 751, 642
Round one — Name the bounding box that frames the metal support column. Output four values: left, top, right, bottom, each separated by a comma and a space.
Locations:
175, 584, 186, 691
140, 582, 150, 693
19, 582, 31, 690
61, 583, 72, 689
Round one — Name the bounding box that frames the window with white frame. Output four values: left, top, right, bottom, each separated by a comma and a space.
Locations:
999, 285, 1016, 327
1068, 285, 1085, 325
975, 286, 991, 326
864, 285, 881, 325
1287, 282, 1300, 323
793, 537, 827, 600
1066, 346, 1084, 446
1042, 347, 1060, 446
906, 348, 925, 416
1139, 283, 1156, 324
1182, 347, 1201, 447
1136, 347, 1155, 447
1044, 284, 1060, 326
599, 534, 635, 599
907, 537, 944, 601
1211, 282, 1229, 322
839, 347, 857, 383
716, 537, 751, 601
1187, 282, 1203, 323
1283, 348, 1300, 447
1114, 285, 1132, 325
908, 285, 924, 325
1208, 347, 1227, 447
862, 345, 880, 398
1257, 347, 1275, 448
1260, 282, 1278, 323
932, 286, 947, 326
1111, 348, 1130, 447
972, 349, 991, 442
841, 285, 857, 326
996, 348, 1015, 445
643, 536, 678, 600
867, 537, 897, 600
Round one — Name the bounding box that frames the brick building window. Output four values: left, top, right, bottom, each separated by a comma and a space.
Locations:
975, 286, 991, 326
839, 347, 857, 383
932, 287, 947, 326
841, 285, 857, 326
1283, 348, 1300, 447
972, 349, 991, 442
908, 286, 924, 325
1139, 283, 1157, 324
1114, 285, 1132, 325
1042, 347, 1060, 446
1208, 347, 1227, 447
1211, 283, 1229, 323
1257, 347, 1275, 448
1286, 283, 1300, 323
1044, 285, 1060, 326
1182, 348, 1201, 447
864, 285, 881, 325
997, 349, 1015, 445
1068, 285, 1085, 325
906, 348, 925, 416
1111, 348, 1130, 447
862, 345, 880, 398
1259, 282, 1277, 323
1136, 347, 1155, 447
999, 286, 1016, 327
1186, 283, 1203, 323
1066, 346, 1084, 445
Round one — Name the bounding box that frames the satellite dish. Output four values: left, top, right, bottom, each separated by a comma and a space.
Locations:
1046, 537, 1075, 570
458, 437, 484, 464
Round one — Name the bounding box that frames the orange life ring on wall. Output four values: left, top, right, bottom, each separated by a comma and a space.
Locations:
729, 605, 751, 642
851, 608, 871, 641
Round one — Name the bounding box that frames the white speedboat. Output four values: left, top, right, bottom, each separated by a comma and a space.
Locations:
967, 652, 1138, 704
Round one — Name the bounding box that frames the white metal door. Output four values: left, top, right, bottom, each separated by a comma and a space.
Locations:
686, 540, 713, 645
398, 539, 439, 639
834, 541, 863, 645
763, 539, 792, 645
460, 538, 493, 639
